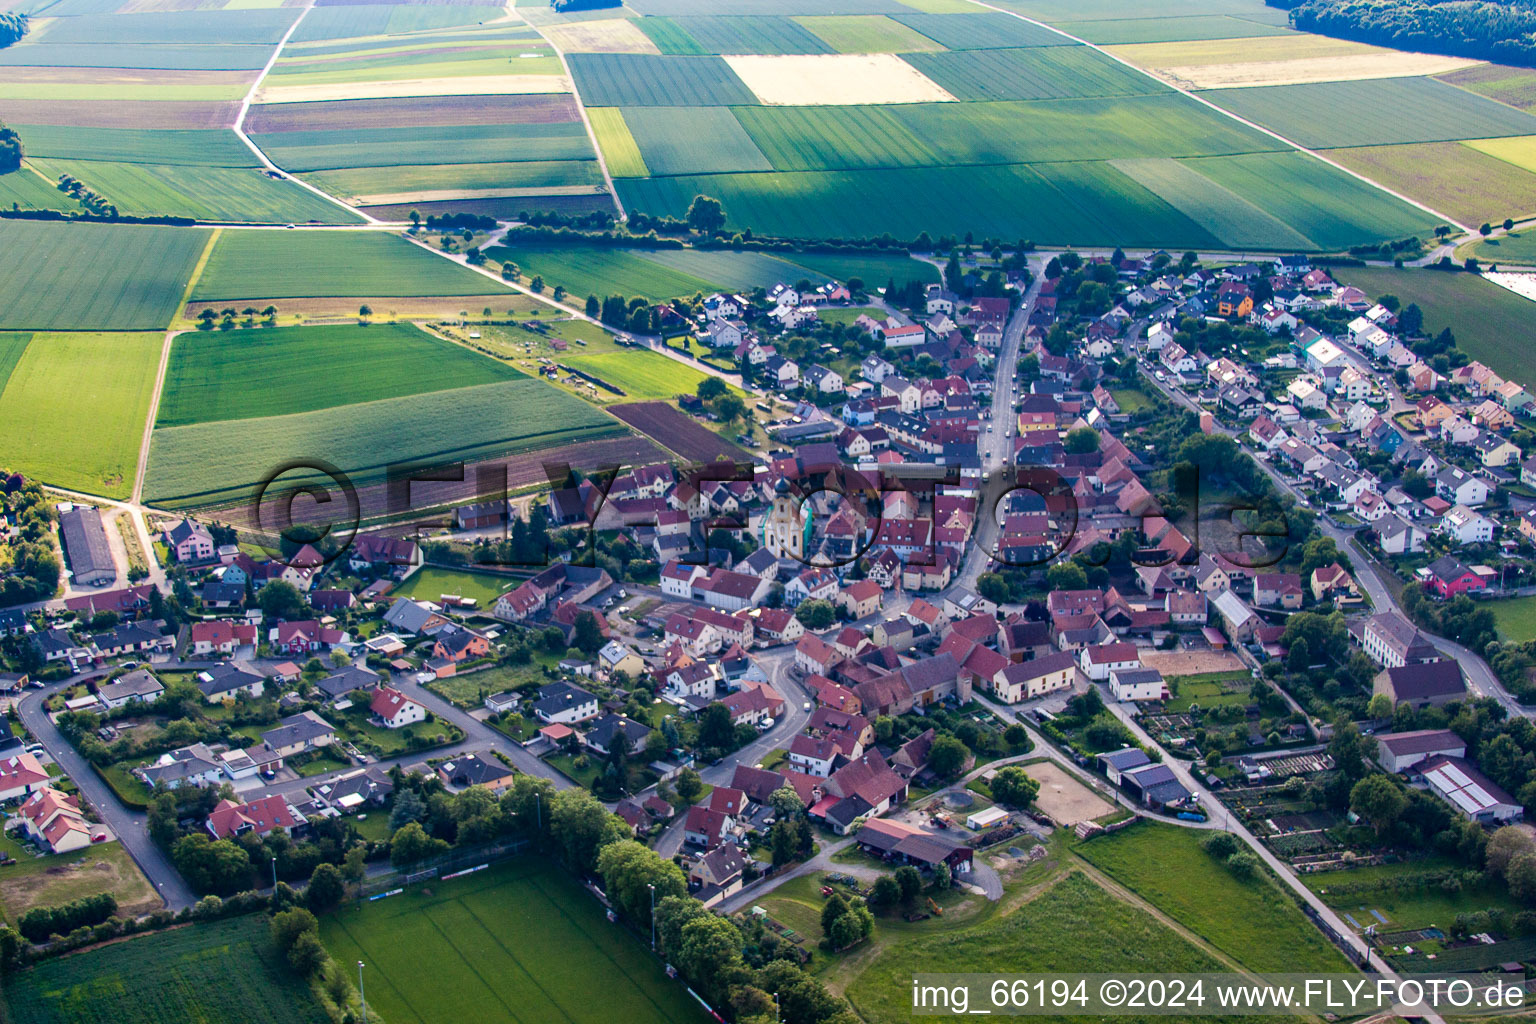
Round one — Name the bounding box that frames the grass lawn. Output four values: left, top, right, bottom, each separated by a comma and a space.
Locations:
431, 659, 549, 707
1109, 386, 1152, 413
295, 753, 352, 777
0, 332, 164, 498
392, 566, 521, 608
0, 841, 160, 927
349, 812, 393, 842
1490, 595, 1536, 641
1163, 671, 1251, 713
1333, 266, 1536, 385
97, 761, 152, 809
847, 870, 1278, 1023
1074, 821, 1351, 973
1304, 857, 1524, 934
1, 914, 329, 1024
319, 857, 707, 1024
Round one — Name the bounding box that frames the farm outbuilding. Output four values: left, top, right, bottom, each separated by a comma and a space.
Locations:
966, 806, 1009, 830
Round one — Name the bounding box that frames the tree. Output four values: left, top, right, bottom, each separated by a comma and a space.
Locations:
869, 875, 901, 909
1003, 722, 1030, 751
1225, 851, 1259, 880
572, 610, 603, 655
989, 766, 1040, 808
770, 818, 802, 866
389, 788, 426, 830
1045, 561, 1088, 592
894, 865, 923, 905
714, 393, 746, 425
698, 703, 736, 751
1366, 693, 1394, 720
1481, 222, 1493, 236
389, 821, 449, 867
795, 599, 835, 630
358, 304, 372, 319
1510, 853, 1536, 904
271, 907, 319, 956
306, 862, 345, 912
928, 735, 968, 779
257, 580, 305, 621
171, 834, 251, 895
675, 767, 704, 804
697, 376, 728, 402
1064, 426, 1100, 454
549, 788, 629, 873
287, 931, 327, 976
820, 892, 849, 935
585, 294, 600, 318
686, 195, 726, 234
1202, 831, 1240, 859
977, 572, 1010, 605
1350, 774, 1407, 835
596, 840, 688, 928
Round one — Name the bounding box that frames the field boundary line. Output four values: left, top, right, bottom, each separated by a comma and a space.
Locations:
232, 1, 381, 226
517, 8, 625, 221
967, 0, 1471, 235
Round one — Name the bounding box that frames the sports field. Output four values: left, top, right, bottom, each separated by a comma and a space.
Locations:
0, 220, 208, 331
189, 230, 503, 300
144, 378, 625, 506
0, 332, 163, 498
318, 858, 709, 1024
1077, 823, 1350, 973
155, 323, 525, 427
1332, 265, 1536, 384
1, 915, 328, 1024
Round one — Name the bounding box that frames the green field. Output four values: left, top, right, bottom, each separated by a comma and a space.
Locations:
1201, 77, 1536, 150
0, 220, 208, 331
0, 332, 162, 497
12, 125, 259, 166
621, 106, 772, 176
890, 11, 1076, 48
190, 230, 503, 300
156, 323, 524, 427
586, 108, 649, 177
1472, 228, 1536, 264
303, 159, 601, 198
1489, 595, 1536, 641
2, 915, 328, 1024
1075, 822, 1352, 973
634, 16, 712, 55
1111, 156, 1317, 250
319, 858, 709, 1024
1178, 151, 1437, 251
289, 3, 506, 42
144, 378, 624, 505
392, 566, 520, 607
849, 871, 1278, 1023
658, 15, 834, 54
35, 8, 299, 45
1332, 265, 1536, 384
1327, 141, 1536, 227
1439, 63, 1536, 112
564, 350, 728, 401
903, 45, 1163, 101
0, 167, 79, 211
251, 122, 594, 173
0, 42, 277, 71
30, 157, 359, 224
1057, 15, 1294, 43
797, 14, 947, 52
566, 53, 758, 106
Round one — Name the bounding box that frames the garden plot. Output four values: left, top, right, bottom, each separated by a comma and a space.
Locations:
723, 52, 957, 105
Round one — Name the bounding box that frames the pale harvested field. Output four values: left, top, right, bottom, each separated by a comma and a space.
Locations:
1170, 52, 1482, 89
255, 73, 569, 103
1021, 761, 1114, 826
541, 18, 658, 54
348, 183, 604, 205
0, 843, 161, 923
1139, 649, 1246, 677
1109, 34, 1382, 68
724, 53, 956, 105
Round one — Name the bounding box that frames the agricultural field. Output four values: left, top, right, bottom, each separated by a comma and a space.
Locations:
0, 332, 163, 498
586, 107, 649, 177
0, 220, 208, 331
0, 167, 79, 212
644, 15, 835, 55
289, 5, 509, 44
1326, 141, 1536, 228
0, 841, 159, 928
539, 18, 660, 55
189, 230, 504, 301
1111, 157, 1315, 250
0, 42, 276, 71
1200, 77, 1536, 149
1111, 36, 1477, 89
252, 122, 597, 172
155, 323, 524, 427
904, 45, 1164, 101
1, 915, 329, 1024
566, 53, 758, 106
11, 125, 259, 165
797, 14, 947, 53
143, 378, 626, 506
726, 52, 957, 105
620, 106, 772, 175
890, 11, 1075, 49
1439, 63, 1536, 113
1076, 823, 1359, 973
244, 94, 585, 134
33, 158, 358, 223
609, 401, 750, 463
1053, 15, 1295, 44
302, 159, 603, 203
1332, 266, 1536, 385
31, 8, 299, 46
318, 858, 709, 1024
1471, 229, 1536, 265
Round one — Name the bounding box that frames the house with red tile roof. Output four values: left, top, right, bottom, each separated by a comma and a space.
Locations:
0, 752, 50, 802
19, 786, 92, 853
189, 620, 258, 657
370, 686, 426, 729
206, 794, 305, 839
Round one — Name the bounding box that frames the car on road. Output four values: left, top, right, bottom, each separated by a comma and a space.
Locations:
802, 701, 811, 711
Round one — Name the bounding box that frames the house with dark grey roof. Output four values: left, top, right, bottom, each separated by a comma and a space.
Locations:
197, 662, 266, 702
58, 505, 115, 586
1374, 661, 1466, 709
1376, 729, 1467, 773
584, 713, 650, 756
315, 663, 380, 703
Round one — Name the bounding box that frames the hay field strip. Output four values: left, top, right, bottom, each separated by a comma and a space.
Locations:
1327, 140, 1536, 227
251, 121, 596, 171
